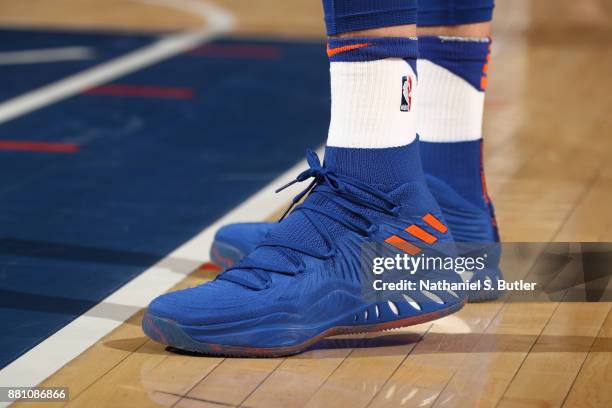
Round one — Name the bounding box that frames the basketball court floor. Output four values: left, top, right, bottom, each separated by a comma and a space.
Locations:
0, 0, 611, 407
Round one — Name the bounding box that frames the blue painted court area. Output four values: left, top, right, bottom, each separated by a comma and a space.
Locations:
0, 29, 157, 101
0, 29, 329, 368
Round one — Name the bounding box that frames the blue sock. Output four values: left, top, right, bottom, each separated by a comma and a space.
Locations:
419, 36, 491, 91
325, 140, 425, 188
320, 1, 426, 190
418, 36, 492, 210
420, 139, 489, 209
323, 36, 422, 188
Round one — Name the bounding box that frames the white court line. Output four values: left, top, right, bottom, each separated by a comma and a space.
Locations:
0, 47, 96, 65
0, 0, 238, 401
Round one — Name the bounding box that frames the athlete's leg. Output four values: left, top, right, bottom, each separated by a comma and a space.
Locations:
417, 1, 502, 301
210, 3, 421, 269
417, 1, 496, 237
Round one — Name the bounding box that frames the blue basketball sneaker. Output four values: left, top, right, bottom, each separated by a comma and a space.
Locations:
210, 173, 502, 302
143, 148, 467, 356
424, 175, 502, 301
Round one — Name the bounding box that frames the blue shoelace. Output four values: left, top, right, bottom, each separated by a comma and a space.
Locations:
219, 150, 399, 290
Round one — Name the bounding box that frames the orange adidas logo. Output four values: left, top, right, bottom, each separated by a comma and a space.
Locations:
384, 213, 448, 255
326, 42, 371, 58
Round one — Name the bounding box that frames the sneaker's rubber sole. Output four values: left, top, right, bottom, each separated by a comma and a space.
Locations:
142, 298, 466, 358
210, 240, 242, 270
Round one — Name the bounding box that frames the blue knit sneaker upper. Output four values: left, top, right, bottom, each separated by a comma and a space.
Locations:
150, 148, 464, 344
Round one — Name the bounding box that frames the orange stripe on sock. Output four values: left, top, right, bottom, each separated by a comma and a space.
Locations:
482, 43, 492, 90
405, 225, 437, 244
385, 235, 421, 255
326, 42, 371, 58
480, 75, 488, 90
422, 213, 448, 234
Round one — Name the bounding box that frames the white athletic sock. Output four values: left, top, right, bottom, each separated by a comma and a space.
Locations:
417, 36, 491, 142
325, 38, 419, 149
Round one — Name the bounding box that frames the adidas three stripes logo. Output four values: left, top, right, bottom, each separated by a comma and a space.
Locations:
384, 213, 448, 255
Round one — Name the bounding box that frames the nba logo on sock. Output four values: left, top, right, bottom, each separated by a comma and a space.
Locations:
401, 75, 412, 112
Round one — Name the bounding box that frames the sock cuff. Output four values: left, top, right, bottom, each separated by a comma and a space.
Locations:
324, 139, 425, 186
419, 36, 490, 61
327, 37, 418, 63
323, 0, 417, 36
419, 36, 491, 91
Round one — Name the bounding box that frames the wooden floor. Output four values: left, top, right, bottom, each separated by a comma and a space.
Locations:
5, 0, 612, 407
